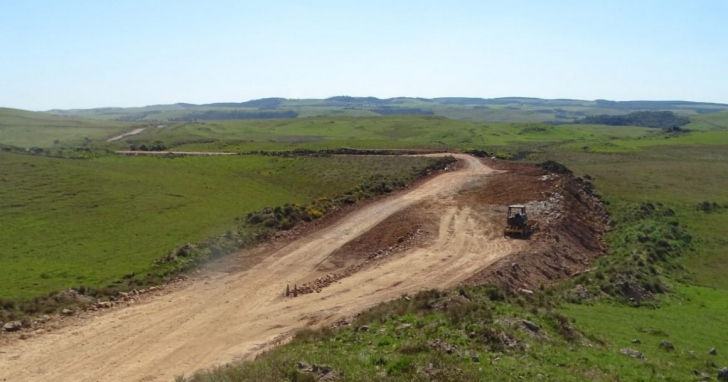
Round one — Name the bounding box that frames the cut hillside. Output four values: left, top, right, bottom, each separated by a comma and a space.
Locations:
461, 161, 609, 290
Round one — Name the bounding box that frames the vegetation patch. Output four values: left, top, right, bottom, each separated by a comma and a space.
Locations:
0, 153, 447, 320
577, 111, 690, 129
569, 201, 692, 305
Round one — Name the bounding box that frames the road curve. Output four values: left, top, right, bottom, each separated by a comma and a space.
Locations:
0, 154, 523, 382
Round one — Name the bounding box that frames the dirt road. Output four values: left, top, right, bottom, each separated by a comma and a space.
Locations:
115, 150, 239, 156
0, 154, 523, 382
107, 128, 147, 142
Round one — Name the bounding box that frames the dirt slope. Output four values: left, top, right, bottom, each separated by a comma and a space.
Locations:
0, 154, 523, 382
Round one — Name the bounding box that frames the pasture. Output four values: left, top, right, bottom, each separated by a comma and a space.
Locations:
0, 152, 440, 300
0, 107, 131, 148
187, 130, 728, 381
113, 116, 655, 153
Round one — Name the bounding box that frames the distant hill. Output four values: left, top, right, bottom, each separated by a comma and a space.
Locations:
0, 107, 129, 148
45, 97, 728, 124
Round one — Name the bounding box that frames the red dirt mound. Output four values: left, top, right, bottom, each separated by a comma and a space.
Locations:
463, 160, 609, 290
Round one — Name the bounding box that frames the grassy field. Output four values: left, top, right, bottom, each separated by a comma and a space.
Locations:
0, 152, 441, 301
109, 116, 655, 153
186, 130, 728, 381
4, 105, 728, 380
0, 107, 132, 148
184, 285, 728, 381
47, 97, 728, 124
684, 111, 728, 131
5, 104, 707, 154
546, 143, 728, 289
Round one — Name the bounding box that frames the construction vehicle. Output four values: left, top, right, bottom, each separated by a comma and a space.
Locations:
504, 204, 530, 237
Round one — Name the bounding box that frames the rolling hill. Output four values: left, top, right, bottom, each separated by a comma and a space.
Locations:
46, 97, 728, 124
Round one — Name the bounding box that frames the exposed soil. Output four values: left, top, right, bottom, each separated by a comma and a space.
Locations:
107, 127, 147, 142
0, 154, 526, 382
462, 159, 609, 290
0, 155, 608, 382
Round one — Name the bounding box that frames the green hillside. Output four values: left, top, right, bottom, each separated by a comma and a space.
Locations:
0, 107, 131, 148
46, 97, 728, 124
107, 116, 656, 153
184, 132, 728, 382
0, 152, 441, 301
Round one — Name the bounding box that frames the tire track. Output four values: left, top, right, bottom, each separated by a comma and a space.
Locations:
0, 154, 521, 382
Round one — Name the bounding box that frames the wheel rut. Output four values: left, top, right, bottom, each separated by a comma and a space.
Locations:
0, 154, 523, 382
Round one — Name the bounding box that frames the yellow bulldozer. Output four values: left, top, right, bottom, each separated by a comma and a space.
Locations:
504, 204, 531, 237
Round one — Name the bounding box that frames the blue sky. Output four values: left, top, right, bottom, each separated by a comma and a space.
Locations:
1, 1, 726, 110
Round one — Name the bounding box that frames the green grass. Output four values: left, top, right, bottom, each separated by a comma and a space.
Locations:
563, 284, 728, 377
187, 138, 728, 381
184, 286, 728, 381
109, 116, 654, 153
4, 107, 728, 380
0, 107, 132, 148
684, 111, 728, 131
568, 130, 728, 153
47, 97, 728, 124
680, 211, 728, 289
543, 144, 728, 290
0, 152, 440, 300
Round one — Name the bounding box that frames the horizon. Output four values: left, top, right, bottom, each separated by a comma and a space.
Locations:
2, 1, 727, 110
32, 95, 728, 112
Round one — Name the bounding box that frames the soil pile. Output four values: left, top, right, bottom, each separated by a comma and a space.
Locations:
463, 160, 609, 290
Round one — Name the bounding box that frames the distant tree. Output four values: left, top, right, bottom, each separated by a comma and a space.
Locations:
150, 141, 166, 151
577, 111, 690, 129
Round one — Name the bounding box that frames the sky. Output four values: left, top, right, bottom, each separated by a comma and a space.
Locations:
1, 0, 726, 110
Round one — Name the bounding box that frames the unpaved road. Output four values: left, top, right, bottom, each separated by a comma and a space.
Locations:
0, 154, 524, 382
108, 125, 166, 142
116, 150, 239, 156
107, 128, 147, 142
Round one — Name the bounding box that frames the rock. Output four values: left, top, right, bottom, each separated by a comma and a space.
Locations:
297, 362, 311, 371
61, 308, 74, 316
397, 236, 405, 243
718, 368, 728, 382
319, 364, 333, 374
631, 339, 641, 344
566, 284, 593, 302
522, 320, 540, 332
619, 348, 645, 359
471, 355, 480, 363
694, 370, 710, 379
118, 292, 129, 298
359, 325, 370, 333
659, 340, 675, 351
710, 348, 718, 355
519, 288, 534, 295
428, 339, 458, 354
3, 321, 22, 332
96, 301, 113, 309
396, 323, 412, 331
469, 331, 476, 339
